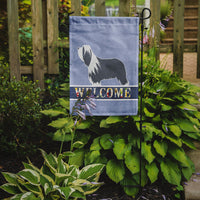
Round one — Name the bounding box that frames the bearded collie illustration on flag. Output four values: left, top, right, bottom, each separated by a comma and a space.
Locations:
70, 16, 139, 116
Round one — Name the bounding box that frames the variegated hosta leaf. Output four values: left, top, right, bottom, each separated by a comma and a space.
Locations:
1, 172, 18, 185
0, 183, 21, 195
40, 149, 57, 173
79, 163, 104, 182
18, 169, 40, 185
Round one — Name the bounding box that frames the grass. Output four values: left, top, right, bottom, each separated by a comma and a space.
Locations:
105, 0, 119, 7
105, 0, 145, 7
137, 0, 145, 5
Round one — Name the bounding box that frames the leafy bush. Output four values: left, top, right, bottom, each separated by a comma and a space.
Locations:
1, 89, 104, 199
0, 149, 104, 199
0, 64, 42, 155
39, 52, 200, 198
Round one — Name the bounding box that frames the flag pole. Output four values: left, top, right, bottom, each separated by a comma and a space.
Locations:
139, 7, 151, 190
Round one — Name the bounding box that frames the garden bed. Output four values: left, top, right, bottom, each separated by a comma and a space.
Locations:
0, 148, 180, 200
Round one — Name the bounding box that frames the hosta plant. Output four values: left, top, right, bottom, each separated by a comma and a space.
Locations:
0, 149, 104, 199
83, 54, 200, 198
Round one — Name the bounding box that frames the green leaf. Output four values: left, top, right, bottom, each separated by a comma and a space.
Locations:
41, 150, 57, 173
182, 158, 195, 180
0, 183, 20, 194
105, 116, 123, 124
106, 160, 125, 183
184, 96, 200, 105
40, 174, 53, 195
113, 139, 127, 160
182, 136, 196, 150
85, 150, 101, 165
120, 177, 139, 197
49, 118, 73, 129
165, 135, 182, 147
18, 169, 40, 185
79, 164, 104, 181
57, 154, 66, 174
41, 109, 66, 117
90, 137, 101, 151
100, 119, 109, 128
53, 130, 71, 141
145, 162, 159, 183
23, 183, 41, 195
62, 151, 75, 157
9, 193, 23, 200
160, 103, 172, 111
20, 192, 37, 200
76, 120, 92, 130
23, 160, 40, 173
142, 142, 155, 164
177, 103, 197, 111
167, 82, 185, 93
168, 125, 182, 137
1, 172, 18, 184
168, 147, 190, 167
100, 134, 113, 150
69, 149, 85, 167
144, 107, 155, 118
176, 119, 199, 133
125, 151, 140, 174
58, 98, 70, 109
160, 159, 181, 185
73, 141, 84, 149
153, 140, 168, 157
55, 187, 75, 199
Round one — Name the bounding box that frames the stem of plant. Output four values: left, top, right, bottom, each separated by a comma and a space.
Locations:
59, 129, 65, 154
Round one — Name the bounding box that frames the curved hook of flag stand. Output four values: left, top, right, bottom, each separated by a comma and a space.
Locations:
139, 7, 151, 191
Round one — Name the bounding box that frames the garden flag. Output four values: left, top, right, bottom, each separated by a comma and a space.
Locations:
69, 16, 139, 116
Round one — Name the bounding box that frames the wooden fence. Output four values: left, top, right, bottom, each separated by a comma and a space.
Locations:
7, 0, 200, 88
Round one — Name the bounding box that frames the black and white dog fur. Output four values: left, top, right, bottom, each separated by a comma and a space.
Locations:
78, 45, 129, 85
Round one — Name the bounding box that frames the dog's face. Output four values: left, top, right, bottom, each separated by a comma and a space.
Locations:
78, 45, 92, 66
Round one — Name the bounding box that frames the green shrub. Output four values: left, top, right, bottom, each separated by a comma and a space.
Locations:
39, 51, 200, 198
0, 149, 104, 199
0, 64, 42, 155
1, 90, 104, 199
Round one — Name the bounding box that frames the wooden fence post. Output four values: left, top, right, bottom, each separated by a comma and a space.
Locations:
130, 0, 137, 16
32, 0, 45, 89
95, 0, 106, 16
197, 0, 200, 78
173, 0, 185, 77
7, 0, 21, 81
149, 0, 160, 61
47, 0, 59, 74
71, 0, 81, 16
119, 0, 131, 16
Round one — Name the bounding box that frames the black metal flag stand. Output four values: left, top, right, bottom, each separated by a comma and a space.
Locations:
139, 7, 151, 191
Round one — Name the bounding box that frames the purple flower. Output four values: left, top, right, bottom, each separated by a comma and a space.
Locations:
77, 110, 86, 120
72, 89, 96, 119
